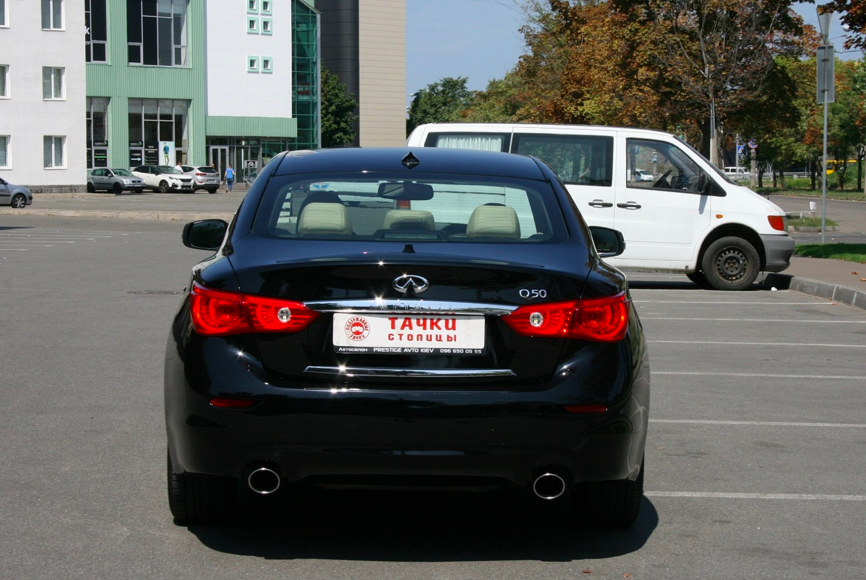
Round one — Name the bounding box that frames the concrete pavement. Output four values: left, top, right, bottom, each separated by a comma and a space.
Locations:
2, 190, 865, 309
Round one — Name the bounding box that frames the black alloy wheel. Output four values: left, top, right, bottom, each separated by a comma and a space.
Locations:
11, 194, 27, 209
701, 236, 760, 291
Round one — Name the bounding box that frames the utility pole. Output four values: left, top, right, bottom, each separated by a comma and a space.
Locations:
817, 5, 835, 244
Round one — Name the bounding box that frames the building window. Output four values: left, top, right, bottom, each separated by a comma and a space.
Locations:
247, 0, 258, 13
261, 17, 272, 34
85, 0, 108, 63
44, 136, 65, 168
0, 136, 9, 168
86, 97, 110, 168
0, 65, 8, 98
127, 98, 189, 166
42, 67, 64, 100
260, 0, 272, 15
41, 0, 63, 29
261, 56, 273, 73
127, 0, 188, 67
247, 16, 258, 34
1, 0, 7, 27
247, 55, 259, 73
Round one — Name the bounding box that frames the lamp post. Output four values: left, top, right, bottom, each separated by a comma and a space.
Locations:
817, 5, 834, 244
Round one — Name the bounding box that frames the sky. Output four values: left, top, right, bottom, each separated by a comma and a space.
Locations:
405, 0, 865, 99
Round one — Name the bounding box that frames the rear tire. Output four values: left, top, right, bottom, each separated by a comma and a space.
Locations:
11, 194, 27, 209
573, 459, 644, 528
701, 236, 760, 291
167, 450, 237, 524
87, 182, 96, 193
686, 271, 711, 288
207, 188, 218, 194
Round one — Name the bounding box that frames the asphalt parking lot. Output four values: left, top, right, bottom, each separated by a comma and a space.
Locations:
1, 216, 864, 579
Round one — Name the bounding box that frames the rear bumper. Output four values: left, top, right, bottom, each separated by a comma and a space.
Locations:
761, 234, 795, 273
165, 332, 650, 488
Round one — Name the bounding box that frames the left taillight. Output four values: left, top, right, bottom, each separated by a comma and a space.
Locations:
189, 283, 320, 336
502, 293, 629, 343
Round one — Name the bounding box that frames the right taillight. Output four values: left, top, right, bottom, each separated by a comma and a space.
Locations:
502, 293, 629, 343
768, 215, 787, 231
189, 283, 320, 336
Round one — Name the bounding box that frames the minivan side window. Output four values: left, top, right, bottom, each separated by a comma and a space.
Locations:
627, 139, 706, 193
425, 133, 510, 153
512, 134, 613, 187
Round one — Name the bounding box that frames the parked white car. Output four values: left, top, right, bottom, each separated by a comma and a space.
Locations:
407, 123, 794, 290
131, 165, 194, 193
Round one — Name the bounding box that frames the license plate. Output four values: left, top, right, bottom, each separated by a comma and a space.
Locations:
332, 313, 485, 355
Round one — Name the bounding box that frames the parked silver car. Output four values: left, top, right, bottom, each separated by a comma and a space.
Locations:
87, 168, 146, 194
179, 165, 220, 194
0, 177, 33, 208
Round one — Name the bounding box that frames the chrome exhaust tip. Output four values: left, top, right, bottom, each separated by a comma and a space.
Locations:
247, 467, 281, 495
532, 472, 567, 500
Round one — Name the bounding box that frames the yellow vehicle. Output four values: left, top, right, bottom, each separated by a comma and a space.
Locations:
825, 159, 859, 175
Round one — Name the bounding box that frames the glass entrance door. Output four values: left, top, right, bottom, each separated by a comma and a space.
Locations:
209, 146, 229, 182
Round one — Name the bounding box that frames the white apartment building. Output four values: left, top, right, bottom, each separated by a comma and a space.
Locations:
0, 0, 87, 190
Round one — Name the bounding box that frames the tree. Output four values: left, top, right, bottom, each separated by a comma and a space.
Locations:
406, 77, 473, 135
320, 68, 358, 148
612, 0, 811, 165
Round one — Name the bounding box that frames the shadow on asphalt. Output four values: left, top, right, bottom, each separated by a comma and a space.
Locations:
186, 488, 658, 561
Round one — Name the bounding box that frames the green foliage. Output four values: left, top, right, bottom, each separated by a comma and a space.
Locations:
320, 68, 358, 148
406, 77, 473, 135
794, 243, 866, 263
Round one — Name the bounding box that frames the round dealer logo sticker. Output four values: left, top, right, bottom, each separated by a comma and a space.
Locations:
344, 316, 371, 342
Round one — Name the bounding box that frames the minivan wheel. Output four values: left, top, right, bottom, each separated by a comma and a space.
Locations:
159, 180, 170, 193
573, 459, 644, 528
167, 449, 236, 524
701, 236, 760, 291
11, 194, 27, 209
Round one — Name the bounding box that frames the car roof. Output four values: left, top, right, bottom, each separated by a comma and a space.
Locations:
272, 147, 547, 181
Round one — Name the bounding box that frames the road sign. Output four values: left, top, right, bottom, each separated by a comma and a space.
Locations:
817, 46, 835, 103
748, 140, 757, 149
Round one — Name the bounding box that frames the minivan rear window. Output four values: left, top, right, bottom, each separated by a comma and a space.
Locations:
424, 133, 510, 153
255, 173, 566, 244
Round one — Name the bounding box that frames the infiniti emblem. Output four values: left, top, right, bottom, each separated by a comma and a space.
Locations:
393, 274, 429, 295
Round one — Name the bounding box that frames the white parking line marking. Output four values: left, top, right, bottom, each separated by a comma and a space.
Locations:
646, 492, 866, 501
655, 371, 866, 380
650, 340, 866, 349
642, 317, 866, 323
650, 419, 866, 428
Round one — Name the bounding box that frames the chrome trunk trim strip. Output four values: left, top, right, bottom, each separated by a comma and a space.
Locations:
305, 299, 517, 316
304, 366, 516, 378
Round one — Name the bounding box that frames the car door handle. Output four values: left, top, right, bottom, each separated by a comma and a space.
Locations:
589, 199, 614, 208
617, 202, 642, 210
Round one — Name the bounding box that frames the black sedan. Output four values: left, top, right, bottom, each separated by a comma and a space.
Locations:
165, 148, 649, 527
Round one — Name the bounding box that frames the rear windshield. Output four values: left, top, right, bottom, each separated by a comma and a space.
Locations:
198, 167, 218, 174
254, 173, 566, 243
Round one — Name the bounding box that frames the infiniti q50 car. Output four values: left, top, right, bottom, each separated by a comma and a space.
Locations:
165, 147, 649, 527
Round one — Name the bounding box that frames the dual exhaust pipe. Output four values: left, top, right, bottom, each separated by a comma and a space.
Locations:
247, 465, 569, 499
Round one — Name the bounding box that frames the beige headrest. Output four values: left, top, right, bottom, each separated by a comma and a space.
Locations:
297, 202, 353, 236
383, 209, 435, 230
466, 205, 521, 239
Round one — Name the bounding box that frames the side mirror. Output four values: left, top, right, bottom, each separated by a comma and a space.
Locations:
183, 219, 228, 251
589, 226, 626, 258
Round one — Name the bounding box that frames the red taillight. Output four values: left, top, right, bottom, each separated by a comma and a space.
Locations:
195, 172, 207, 176
768, 215, 786, 231
563, 404, 608, 413
502, 293, 629, 342
189, 283, 320, 336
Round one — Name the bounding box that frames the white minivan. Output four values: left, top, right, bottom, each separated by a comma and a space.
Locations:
407, 123, 795, 290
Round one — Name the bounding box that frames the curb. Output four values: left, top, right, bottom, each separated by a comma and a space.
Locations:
764, 273, 866, 311
0, 208, 235, 222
